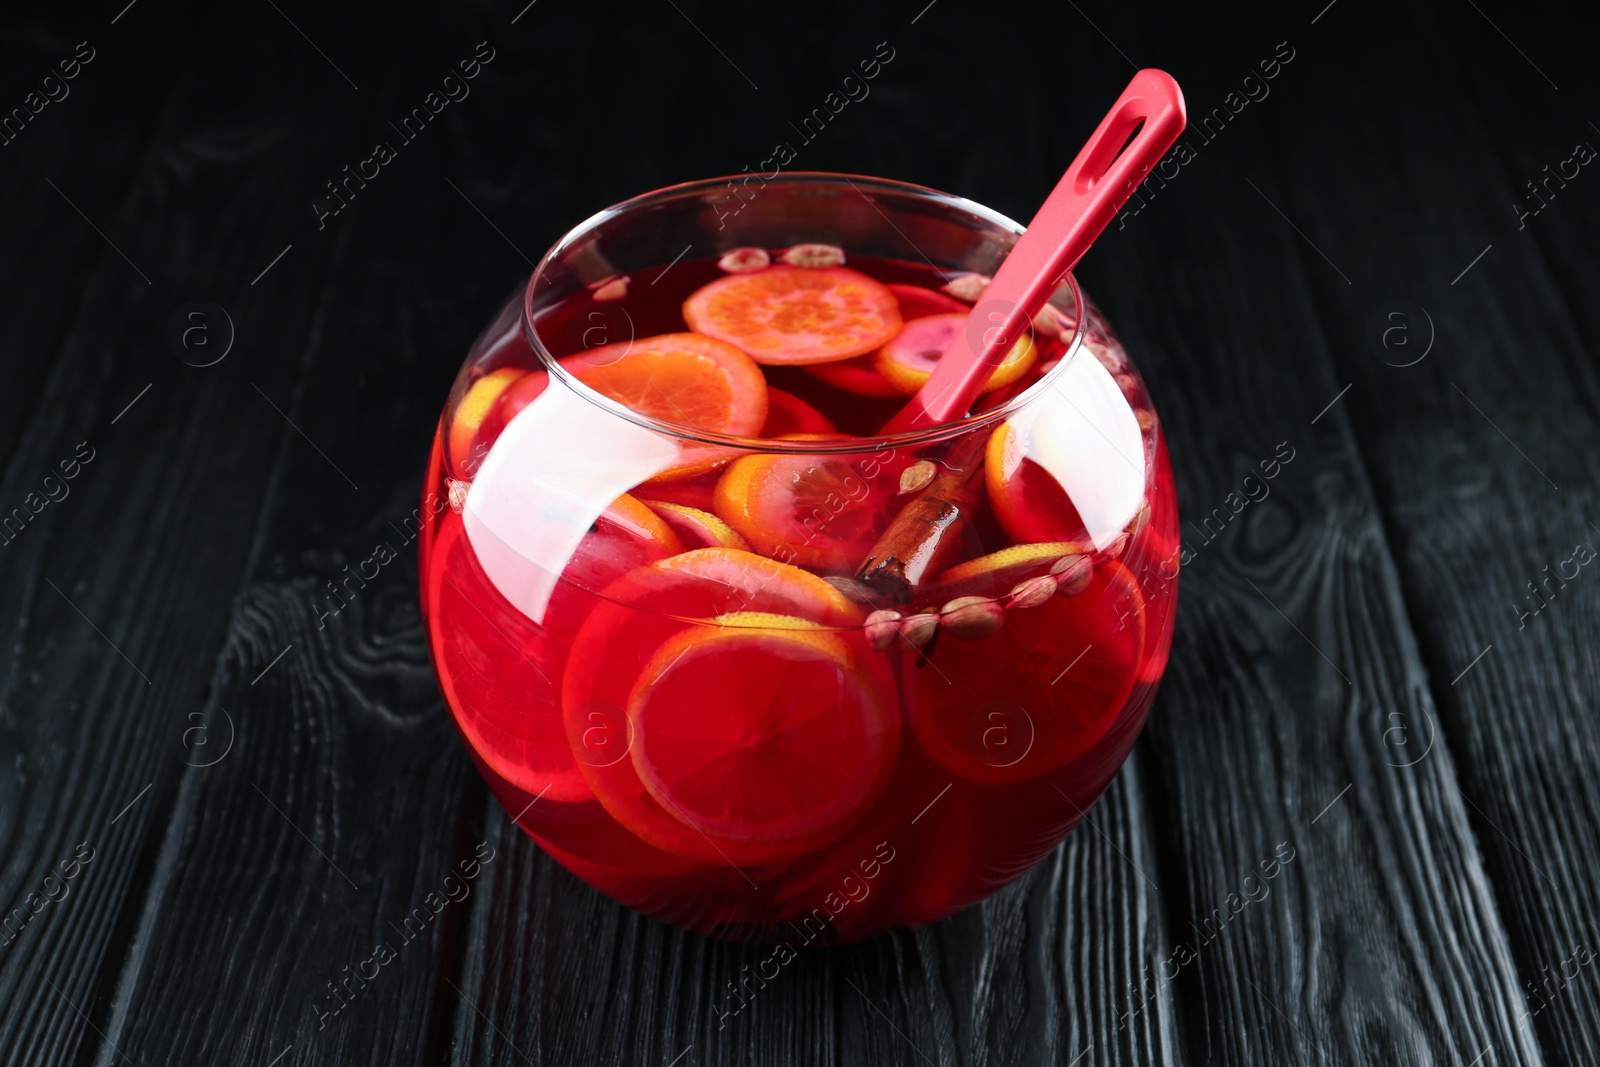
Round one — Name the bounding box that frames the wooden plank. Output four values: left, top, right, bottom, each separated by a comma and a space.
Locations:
53, 11, 578, 1067
1248, 0, 1600, 1059
1028, 5, 1543, 1061
0, 13, 200, 481
446, 767, 1178, 1067
0, 2, 464, 1064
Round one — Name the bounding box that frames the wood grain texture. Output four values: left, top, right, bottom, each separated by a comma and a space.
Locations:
1, 0, 1597, 1064
0, 12, 201, 476
1250, 0, 1600, 1059
1088, 158, 1536, 1066
56, 8, 532, 1065
0, 1, 466, 1064
447, 762, 1177, 1067
1034, 5, 1543, 1061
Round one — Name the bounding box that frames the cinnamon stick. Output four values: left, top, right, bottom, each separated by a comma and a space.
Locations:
855, 433, 989, 604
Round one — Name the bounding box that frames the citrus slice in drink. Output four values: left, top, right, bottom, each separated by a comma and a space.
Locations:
465, 338, 764, 485
449, 368, 526, 476
985, 421, 1091, 543
627, 619, 897, 847
562, 549, 872, 865
762, 387, 837, 437
565, 332, 768, 436
921, 541, 1088, 604
563, 548, 865, 676
426, 494, 682, 803
713, 446, 901, 572
908, 561, 1145, 785
640, 501, 750, 550
803, 284, 971, 396
568, 493, 686, 585
873, 313, 1036, 396
472, 367, 549, 454
683, 267, 902, 365
886, 283, 969, 320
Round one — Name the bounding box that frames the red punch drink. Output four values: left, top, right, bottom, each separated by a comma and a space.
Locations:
420, 175, 1178, 944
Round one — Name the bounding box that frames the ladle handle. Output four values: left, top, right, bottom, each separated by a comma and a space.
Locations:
885, 69, 1186, 432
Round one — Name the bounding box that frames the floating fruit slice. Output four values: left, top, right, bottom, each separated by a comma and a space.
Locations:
985, 421, 1091, 544
426, 495, 682, 803
873, 313, 1037, 396
474, 367, 550, 451
640, 447, 742, 487
908, 562, 1145, 785
473, 341, 759, 486
804, 356, 902, 398
449, 368, 526, 476
627, 619, 896, 847
709, 610, 827, 629
467, 366, 556, 470
566, 548, 864, 660
762, 387, 837, 437
576, 495, 687, 583
683, 267, 902, 365
803, 284, 972, 398
971, 371, 1036, 415
921, 541, 1087, 604
566, 332, 768, 436
562, 549, 868, 865
886, 283, 970, 320
985, 356, 1147, 547
800, 281, 985, 398
714, 446, 902, 572
641, 501, 750, 550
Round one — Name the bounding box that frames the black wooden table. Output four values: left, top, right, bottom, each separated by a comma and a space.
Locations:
3, 1, 1598, 1063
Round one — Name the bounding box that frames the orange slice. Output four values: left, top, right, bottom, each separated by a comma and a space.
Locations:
761, 387, 837, 437
908, 561, 1145, 785
799, 281, 962, 396
985, 422, 1090, 544
640, 447, 742, 487
580, 494, 687, 581
627, 621, 897, 847
921, 541, 1087, 604
449, 368, 526, 476
562, 549, 869, 865
641, 501, 750, 550
565, 332, 768, 437
425, 493, 682, 803
471, 368, 550, 459
713, 447, 902, 572
873, 313, 1036, 396
683, 267, 902, 365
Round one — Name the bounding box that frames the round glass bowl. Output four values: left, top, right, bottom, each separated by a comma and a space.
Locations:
419, 173, 1178, 944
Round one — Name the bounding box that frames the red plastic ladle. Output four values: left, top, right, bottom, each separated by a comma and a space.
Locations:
883, 69, 1187, 433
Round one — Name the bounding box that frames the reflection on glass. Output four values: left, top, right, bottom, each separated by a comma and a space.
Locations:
466, 381, 683, 623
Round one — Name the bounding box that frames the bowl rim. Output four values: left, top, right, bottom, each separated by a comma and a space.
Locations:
519, 171, 1087, 453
